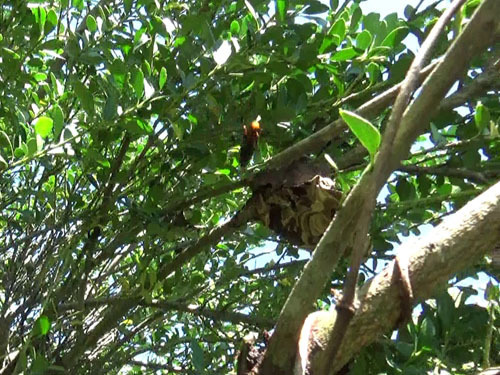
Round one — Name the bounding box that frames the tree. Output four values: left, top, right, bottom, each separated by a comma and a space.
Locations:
0, 0, 498, 374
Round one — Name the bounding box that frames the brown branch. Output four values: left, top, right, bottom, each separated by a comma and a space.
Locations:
161, 179, 247, 218
238, 260, 308, 278
58, 297, 274, 328
145, 300, 275, 328
156, 202, 255, 281
399, 164, 497, 184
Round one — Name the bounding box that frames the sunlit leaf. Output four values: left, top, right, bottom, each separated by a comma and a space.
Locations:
86, 14, 97, 32
159, 67, 167, 90
276, 0, 288, 23
34, 116, 53, 138
339, 109, 380, 163
34, 315, 51, 336
474, 101, 490, 133
356, 29, 372, 50
332, 47, 359, 61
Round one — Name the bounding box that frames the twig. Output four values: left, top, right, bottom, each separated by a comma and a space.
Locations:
399, 164, 493, 184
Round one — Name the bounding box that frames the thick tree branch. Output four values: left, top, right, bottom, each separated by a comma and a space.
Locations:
325, 178, 500, 373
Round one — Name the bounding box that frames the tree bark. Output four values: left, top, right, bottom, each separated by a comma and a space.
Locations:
303, 179, 500, 374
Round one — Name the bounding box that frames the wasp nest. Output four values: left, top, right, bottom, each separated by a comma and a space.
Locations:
250, 175, 342, 249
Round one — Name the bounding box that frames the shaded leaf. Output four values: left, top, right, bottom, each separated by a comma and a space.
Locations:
381, 26, 409, 48
74, 81, 95, 115
191, 340, 205, 373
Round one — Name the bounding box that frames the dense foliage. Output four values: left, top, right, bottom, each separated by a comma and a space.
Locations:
0, 0, 498, 374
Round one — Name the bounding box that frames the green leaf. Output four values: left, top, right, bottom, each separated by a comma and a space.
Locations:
0, 130, 11, 148
404, 5, 415, 20
159, 67, 167, 90
330, 0, 339, 10
339, 109, 381, 162
329, 19, 346, 41
132, 68, 145, 99
437, 183, 452, 195
395, 178, 416, 201
276, 0, 288, 23
33, 7, 47, 32
122, 119, 153, 135
230, 20, 240, 34
191, 340, 205, 373
87, 149, 111, 168
474, 101, 490, 133
103, 90, 118, 121
52, 105, 64, 138
349, 6, 362, 32
27, 138, 38, 156
380, 26, 409, 48
367, 62, 381, 84
437, 291, 455, 332
33, 72, 47, 82
303, 0, 329, 14
0, 154, 8, 170
34, 116, 53, 138
430, 123, 446, 145
47, 9, 58, 26
124, 0, 133, 13
34, 315, 51, 336
331, 47, 359, 61
79, 50, 103, 65
14, 147, 25, 159
31, 354, 50, 375
74, 81, 95, 115
86, 14, 97, 32
356, 29, 372, 50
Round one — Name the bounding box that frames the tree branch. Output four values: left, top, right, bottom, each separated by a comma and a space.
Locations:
399, 164, 498, 184
326, 178, 500, 373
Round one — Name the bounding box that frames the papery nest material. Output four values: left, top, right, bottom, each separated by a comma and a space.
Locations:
248, 174, 342, 249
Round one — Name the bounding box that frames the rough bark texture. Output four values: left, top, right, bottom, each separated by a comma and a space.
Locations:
317, 180, 500, 374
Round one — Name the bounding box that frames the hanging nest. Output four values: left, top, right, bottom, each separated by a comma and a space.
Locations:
247, 164, 343, 249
